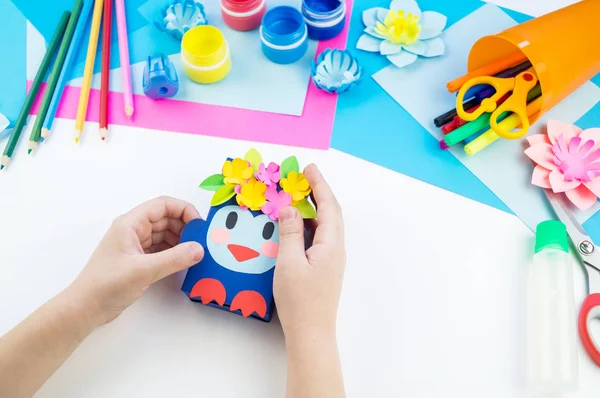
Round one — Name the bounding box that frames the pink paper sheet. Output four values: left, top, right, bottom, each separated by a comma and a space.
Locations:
29, 0, 353, 149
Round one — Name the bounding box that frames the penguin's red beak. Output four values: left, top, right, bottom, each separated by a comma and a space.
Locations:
228, 244, 260, 262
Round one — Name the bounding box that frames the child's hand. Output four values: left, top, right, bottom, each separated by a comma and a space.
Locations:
274, 165, 346, 341
68, 197, 205, 325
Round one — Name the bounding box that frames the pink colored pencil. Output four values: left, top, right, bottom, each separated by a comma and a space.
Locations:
115, 0, 133, 119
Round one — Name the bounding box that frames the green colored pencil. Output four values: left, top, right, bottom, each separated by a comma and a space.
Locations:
29, 0, 85, 155
1, 11, 71, 170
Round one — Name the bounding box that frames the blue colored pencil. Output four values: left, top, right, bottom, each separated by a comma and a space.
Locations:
41, 0, 94, 141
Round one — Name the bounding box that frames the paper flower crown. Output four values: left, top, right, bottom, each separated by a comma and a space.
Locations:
199, 149, 317, 221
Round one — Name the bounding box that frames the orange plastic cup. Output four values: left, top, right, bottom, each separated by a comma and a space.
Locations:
468, 0, 600, 124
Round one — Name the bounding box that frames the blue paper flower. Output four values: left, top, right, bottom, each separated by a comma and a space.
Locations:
158, 0, 207, 40
0, 112, 10, 140
311, 49, 362, 94
356, 0, 447, 68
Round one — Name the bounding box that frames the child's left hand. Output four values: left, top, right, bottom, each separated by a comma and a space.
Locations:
67, 196, 205, 326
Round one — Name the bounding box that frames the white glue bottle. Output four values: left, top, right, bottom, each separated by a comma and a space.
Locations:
526, 220, 578, 396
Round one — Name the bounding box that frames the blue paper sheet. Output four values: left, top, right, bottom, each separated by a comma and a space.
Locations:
0, 0, 26, 125
372, 4, 600, 231
25, 0, 319, 117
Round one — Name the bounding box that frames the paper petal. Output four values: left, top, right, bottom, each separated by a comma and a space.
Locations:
389, 0, 422, 19
524, 143, 558, 171
549, 169, 580, 193
583, 178, 600, 197
211, 185, 236, 206
294, 198, 317, 219
244, 148, 262, 171
200, 174, 226, 191
387, 51, 418, 68
357, 33, 383, 52
380, 40, 403, 55
531, 165, 552, 189
280, 156, 300, 179
0, 113, 8, 133
564, 184, 598, 210
526, 134, 551, 146
364, 26, 387, 40
578, 128, 600, 152
402, 40, 426, 55
0, 128, 12, 140
363, 7, 389, 27
546, 120, 578, 145
422, 37, 445, 57
418, 11, 447, 40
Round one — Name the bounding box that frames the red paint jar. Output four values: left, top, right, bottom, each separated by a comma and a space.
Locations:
221, 0, 266, 31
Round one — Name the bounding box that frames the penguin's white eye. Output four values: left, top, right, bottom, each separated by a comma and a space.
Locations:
262, 222, 275, 240
225, 212, 238, 229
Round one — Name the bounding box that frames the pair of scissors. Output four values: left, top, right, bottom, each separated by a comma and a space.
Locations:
545, 189, 600, 366
456, 67, 539, 140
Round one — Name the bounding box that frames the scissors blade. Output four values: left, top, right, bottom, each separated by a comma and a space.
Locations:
544, 190, 600, 273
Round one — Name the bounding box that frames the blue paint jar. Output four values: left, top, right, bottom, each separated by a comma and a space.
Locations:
301, 0, 345, 41
260, 6, 308, 64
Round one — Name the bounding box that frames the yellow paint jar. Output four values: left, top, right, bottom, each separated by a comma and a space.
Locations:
181, 26, 231, 84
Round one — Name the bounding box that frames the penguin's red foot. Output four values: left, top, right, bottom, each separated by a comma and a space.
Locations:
230, 290, 267, 318
190, 278, 226, 306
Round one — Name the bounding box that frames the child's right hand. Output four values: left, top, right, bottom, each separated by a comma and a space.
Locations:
274, 164, 346, 342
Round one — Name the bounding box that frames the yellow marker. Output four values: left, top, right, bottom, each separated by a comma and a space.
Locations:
464, 97, 543, 156
75, 0, 104, 138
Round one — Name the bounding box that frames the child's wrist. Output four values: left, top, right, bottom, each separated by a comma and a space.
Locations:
284, 323, 337, 352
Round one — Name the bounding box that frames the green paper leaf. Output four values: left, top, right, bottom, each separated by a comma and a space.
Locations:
244, 148, 263, 171
280, 156, 300, 179
294, 198, 317, 219
199, 174, 226, 191
211, 185, 236, 206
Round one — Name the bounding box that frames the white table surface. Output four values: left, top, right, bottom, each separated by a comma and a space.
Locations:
2, 0, 599, 397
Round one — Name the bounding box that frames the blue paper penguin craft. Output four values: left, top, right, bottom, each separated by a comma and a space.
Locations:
180, 149, 317, 322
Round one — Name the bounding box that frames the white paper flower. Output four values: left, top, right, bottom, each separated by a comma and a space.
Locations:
356, 0, 447, 68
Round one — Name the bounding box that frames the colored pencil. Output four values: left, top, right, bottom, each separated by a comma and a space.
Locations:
115, 0, 133, 119
446, 52, 528, 93
28, 0, 84, 154
75, 0, 104, 143
99, 0, 114, 140
41, 0, 94, 142
0, 12, 70, 169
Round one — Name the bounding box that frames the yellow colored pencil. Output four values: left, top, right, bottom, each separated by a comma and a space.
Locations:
74, 0, 104, 143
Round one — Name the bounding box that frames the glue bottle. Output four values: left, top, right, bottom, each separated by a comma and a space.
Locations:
526, 220, 578, 395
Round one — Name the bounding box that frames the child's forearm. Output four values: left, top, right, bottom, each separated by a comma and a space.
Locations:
285, 328, 345, 398
0, 285, 98, 398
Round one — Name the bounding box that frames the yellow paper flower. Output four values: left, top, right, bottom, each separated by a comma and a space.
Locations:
236, 179, 267, 211
280, 171, 311, 202
375, 10, 421, 45
222, 158, 254, 186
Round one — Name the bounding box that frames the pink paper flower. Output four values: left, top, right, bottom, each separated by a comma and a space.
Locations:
525, 120, 600, 210
261, 187, 292, 221
255, 162, 281, 187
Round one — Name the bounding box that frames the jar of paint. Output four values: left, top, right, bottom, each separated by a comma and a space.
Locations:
181, 26, 231, 84
301, 0, 345, 41
221, 0, 266, 31
260, 6, 308, 65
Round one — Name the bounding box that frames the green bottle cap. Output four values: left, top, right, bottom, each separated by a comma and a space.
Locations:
535, 220, 568, 253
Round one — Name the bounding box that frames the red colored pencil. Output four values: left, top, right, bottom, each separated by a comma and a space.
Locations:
99, 0, 113, 140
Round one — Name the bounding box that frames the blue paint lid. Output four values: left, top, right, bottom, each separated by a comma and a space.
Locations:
301, 0, 345, 28
260, 6, 307, 47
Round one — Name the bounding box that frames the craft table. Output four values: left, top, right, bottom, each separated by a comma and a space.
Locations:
1, 0, 600, 397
